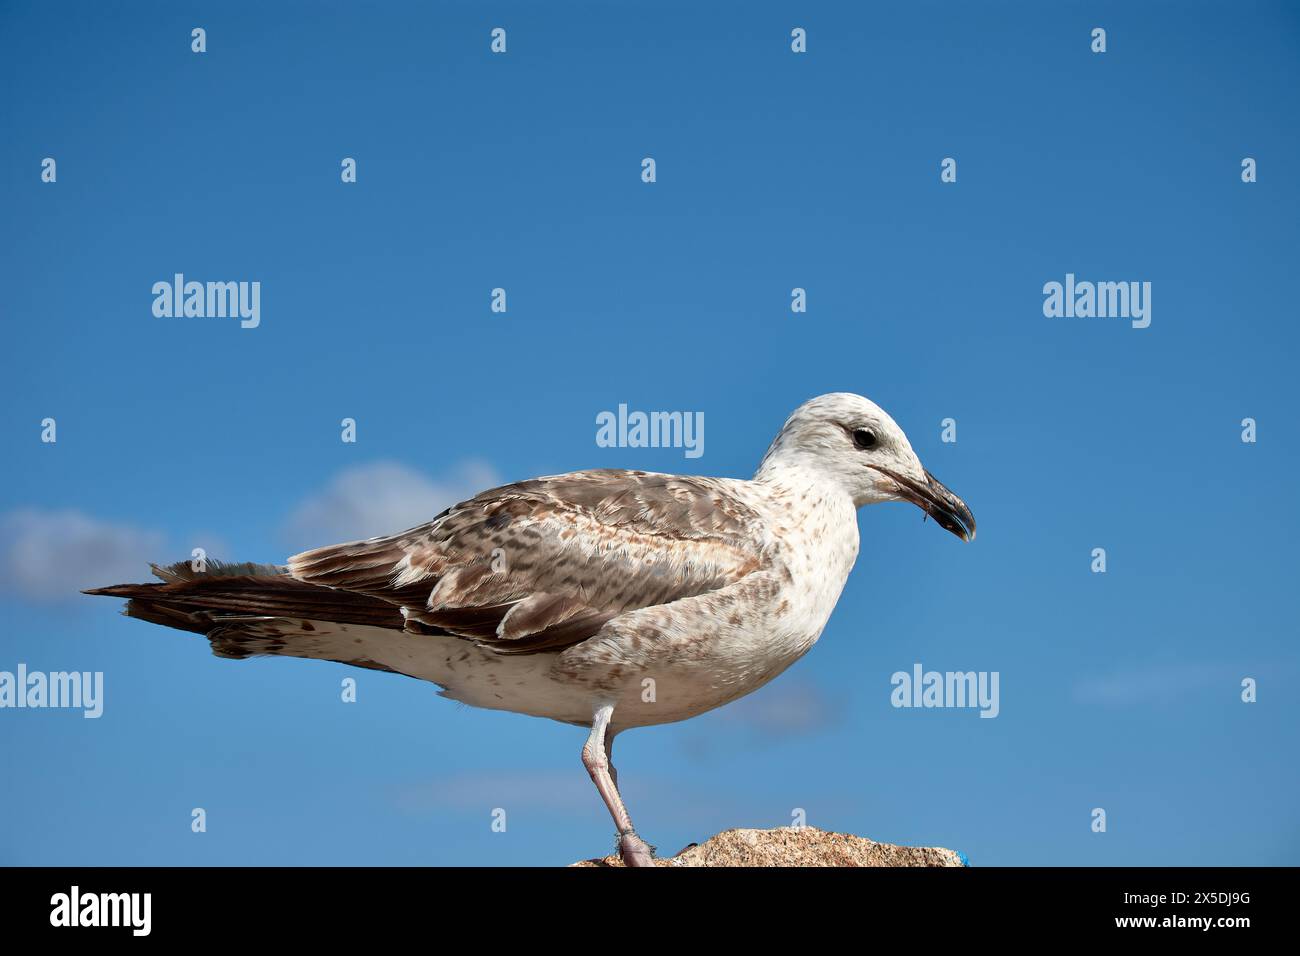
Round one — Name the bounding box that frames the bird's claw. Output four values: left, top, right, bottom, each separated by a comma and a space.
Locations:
617, 829, 656, 867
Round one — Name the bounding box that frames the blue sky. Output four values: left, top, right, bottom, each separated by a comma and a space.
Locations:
2, 0, 1297, 866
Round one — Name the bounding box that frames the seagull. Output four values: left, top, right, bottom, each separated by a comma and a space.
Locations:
86, 393, 975, 867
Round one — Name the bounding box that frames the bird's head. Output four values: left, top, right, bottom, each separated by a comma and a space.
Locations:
756, 392, 975, 541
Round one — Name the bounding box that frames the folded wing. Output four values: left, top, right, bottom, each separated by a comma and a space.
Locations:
287, 469, 767, 655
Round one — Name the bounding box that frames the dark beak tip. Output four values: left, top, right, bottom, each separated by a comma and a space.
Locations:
921, 469, 975, 544
882, 465, 975, 543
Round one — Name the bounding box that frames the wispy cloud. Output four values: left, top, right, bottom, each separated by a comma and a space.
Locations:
718, 677, 843, 737
393, 769, 592, 814
1073, 662, 1228, 706
280, 460, 500, 550
390, 768, 749, 829
679, 677, 843, 762
0, 508, 165, 602
2, 460, 499, 601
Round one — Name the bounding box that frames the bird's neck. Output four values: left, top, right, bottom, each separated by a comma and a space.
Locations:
751, 463, 861, 645
753, 458, 854, 511
752, 463, 860, 561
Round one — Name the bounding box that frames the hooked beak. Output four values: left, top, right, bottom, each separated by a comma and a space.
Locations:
874, 466, 976, 542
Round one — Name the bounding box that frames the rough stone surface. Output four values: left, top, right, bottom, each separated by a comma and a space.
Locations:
571, 826, 965, 867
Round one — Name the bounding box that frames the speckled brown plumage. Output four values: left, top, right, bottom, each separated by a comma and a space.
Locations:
288, 469, 769, 656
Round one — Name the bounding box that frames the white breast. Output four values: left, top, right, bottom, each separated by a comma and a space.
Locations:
548, 473, 860, 729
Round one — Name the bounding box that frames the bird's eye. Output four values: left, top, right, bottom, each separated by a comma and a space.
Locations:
852, 428, 877, 450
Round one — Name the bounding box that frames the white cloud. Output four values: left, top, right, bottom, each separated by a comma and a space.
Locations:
679, 677, 843, 762
1073, 662, 1225, 706
718, 677, 842, 738
393, 769, 591, 814
280, 460, 500, 550
391, 768, 714, 822
0, 509, 165, 602
0, 461, 499, 601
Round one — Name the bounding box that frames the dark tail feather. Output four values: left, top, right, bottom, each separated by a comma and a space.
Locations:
84, 559, 404, 633
117, 598, 211, 635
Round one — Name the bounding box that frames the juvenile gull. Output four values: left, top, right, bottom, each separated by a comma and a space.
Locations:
86, 393, 975, 867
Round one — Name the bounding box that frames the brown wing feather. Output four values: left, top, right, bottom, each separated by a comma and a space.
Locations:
287, 469, 767, 655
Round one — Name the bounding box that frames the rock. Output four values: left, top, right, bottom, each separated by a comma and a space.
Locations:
571, 826, 966, 867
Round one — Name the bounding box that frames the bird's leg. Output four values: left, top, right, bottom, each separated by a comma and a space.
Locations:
603, 733, 656, 862
582, 704, 654, 867
605, 731, 618, 790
